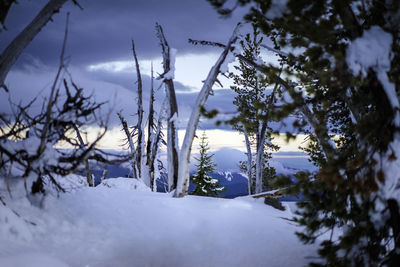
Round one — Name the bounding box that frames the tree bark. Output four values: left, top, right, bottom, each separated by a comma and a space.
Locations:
150, 97, 168, 191
147, 63, 155, 189
131, 40, 144, 179
156, 23, 179, 191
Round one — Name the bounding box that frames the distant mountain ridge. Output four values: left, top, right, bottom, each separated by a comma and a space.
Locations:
86, 153, 315, 199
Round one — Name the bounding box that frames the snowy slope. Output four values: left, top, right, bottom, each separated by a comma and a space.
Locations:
0, 177, 317, 267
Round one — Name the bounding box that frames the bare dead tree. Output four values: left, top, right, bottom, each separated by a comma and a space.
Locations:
0, 77, 111, 195
0, 0, 82, 92
117, 112, 138, 179
117, 43, 168, 190
0, 12, 122, 196
146, 63, 155, 163
131, 40, 144, 179
155, 23, 179, 192
146, 63, 157, 190
149, 97, 168, 191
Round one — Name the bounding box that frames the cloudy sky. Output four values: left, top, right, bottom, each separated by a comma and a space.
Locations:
0, 0, 304, 168
1, 0, 247, 125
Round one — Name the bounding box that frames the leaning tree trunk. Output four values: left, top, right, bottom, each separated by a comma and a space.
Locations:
0, 0, 69, 91
175, 23, 241, 197
156, 23, 179, 192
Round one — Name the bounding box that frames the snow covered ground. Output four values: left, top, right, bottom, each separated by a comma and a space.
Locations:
0, 177, 317, 267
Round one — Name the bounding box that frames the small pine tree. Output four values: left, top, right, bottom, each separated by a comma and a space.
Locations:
190, 132, 224, 197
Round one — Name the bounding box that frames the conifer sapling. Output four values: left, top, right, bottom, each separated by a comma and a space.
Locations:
190, 132, 224, 197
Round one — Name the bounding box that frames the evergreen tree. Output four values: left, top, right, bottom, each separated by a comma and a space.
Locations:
229, 25, 279, 194
209, 0, 400, 266
190, 132, 224, 197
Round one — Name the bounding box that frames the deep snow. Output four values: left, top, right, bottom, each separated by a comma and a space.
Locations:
0, 177, 317, 267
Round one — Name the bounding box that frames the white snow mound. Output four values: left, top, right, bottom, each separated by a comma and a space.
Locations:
97, 177, 151, 192
1, 181, 317, 267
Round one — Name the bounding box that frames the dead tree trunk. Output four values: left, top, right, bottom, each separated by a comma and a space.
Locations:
175, 23, 241, 197
156, 23, 179, 192
150, 97, 168, 191
131, 40, 144, 179
0, 0, 71, 91
147, 63, 156, 190
117, 112, 137, 179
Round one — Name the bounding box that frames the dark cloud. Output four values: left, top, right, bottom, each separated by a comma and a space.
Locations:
1, 0, 246, 69
0, 0, 264, 132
